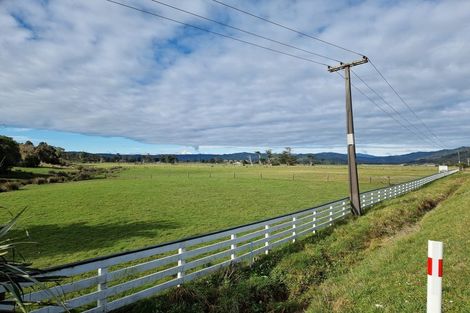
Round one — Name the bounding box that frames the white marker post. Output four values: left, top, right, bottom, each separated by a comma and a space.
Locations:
427, 240, 443, 313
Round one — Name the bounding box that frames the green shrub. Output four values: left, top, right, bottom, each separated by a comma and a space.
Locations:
47, 176, 60, 183
20, 153, 40, 167
55, 171, 70, 178
0, 136, 21, 172
34, 177, 46, 185
3, 181, 20, 191
73, 172, 91, 181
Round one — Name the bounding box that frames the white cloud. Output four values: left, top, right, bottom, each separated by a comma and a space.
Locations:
1, 0, 469, 155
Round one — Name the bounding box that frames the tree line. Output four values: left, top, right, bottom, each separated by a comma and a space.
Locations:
0, 136, 63, 172
1, 135, 316, 171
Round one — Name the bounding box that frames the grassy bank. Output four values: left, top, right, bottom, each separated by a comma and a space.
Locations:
0, 164, 435, 267
120, 171, 467, 313
306, 172, 470, 312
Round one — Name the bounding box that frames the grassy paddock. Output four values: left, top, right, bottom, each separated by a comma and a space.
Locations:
122, 172, 466, 313
0, 163, 437, 267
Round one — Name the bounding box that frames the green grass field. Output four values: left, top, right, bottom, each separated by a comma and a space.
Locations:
0, 164, 437, 268
126, 170, 468, 313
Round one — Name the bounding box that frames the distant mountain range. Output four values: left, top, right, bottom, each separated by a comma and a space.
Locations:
66, 146, 470, 165
314, 147, 469, 164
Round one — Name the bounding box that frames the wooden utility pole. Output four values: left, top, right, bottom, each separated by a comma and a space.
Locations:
328, 56, 368, 216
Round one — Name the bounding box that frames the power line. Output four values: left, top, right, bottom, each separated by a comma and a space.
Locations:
149, 0, 341, 63
336, 72, 444, 149
104, 0, 330, 67
368, 60, 447, 147
350, 71, 445, 149
105, 0, 445, 151
210, 0, 364, 57
351, 70, 445, 149
211, 0, 447, 149
351, 71, 445, 150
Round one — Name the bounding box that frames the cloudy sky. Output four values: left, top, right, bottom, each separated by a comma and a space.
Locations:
1, 0, 469, 155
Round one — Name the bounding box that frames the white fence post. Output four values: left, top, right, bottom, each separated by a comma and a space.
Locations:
292, 217, 297, 243
177, 246, 185, 286
264, 225, 270, 255
230, 234, 237, 260
427, 240, 443, 313
329, 206, 333, 226
97, 267, 108, 312
312, 210, 317, 234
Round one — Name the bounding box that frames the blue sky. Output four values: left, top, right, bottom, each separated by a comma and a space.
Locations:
0, 126, 194, 154
1, 0, 469, 155
0, 126, 342, 155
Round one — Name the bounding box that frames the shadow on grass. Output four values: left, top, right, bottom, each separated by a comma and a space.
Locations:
11, 219, 180, 263
0, 170, 51, 180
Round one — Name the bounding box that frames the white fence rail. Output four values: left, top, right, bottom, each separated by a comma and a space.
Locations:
0, 169, 458, 312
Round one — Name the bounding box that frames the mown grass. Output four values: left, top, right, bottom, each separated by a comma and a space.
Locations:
0, 164, 436, 267
119, 171, 466, 313
305, 172, 470, 312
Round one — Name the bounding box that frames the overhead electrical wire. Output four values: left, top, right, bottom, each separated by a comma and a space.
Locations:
368, 60, 447, 147
351, 70, 445, 149
104, 0, 330, 67
146, 0, 433, 147
105, 0, 446, 150
210, 0, 365, 57
149, 0, 341, 63
340, 73, 445, 149
210, 0, 446, 149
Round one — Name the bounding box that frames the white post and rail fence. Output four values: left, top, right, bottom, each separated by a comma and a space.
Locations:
0, 169, 457, 312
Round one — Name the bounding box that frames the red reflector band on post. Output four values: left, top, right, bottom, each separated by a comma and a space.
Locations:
427, 257, 433, 275
427, 240, 443, 312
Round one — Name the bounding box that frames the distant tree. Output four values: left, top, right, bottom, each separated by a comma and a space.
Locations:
0, 136, 21, 172
114, 153, 122, 162
307, 154, 315, 166
271, 157, 281, 166
255, 151, 262, 165
22, 153, 40, 167
143, 154, 153, 163
55, 146, 64, 158
19, 141, 40, 167
265, 149, 273, 165
35, 142, 62, 165
161, 155, 177, 164
247, 155, 253, 166
78, 152, 86, 162
280, 147, 297, 165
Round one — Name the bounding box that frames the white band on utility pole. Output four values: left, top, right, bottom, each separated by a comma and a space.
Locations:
347, 133, 354, 145
427, 240, 443, 313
